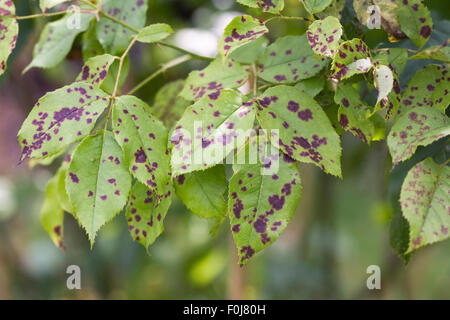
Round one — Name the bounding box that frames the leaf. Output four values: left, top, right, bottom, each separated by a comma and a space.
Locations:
219, 15, 268, 59
372, 47, 408, 75
41, 172, 65, 250
397, 0, 432, 49
180, 58, 247, 101
100, 56, 130, 94
303, 0, 333, 14
400, 158, 449, 253
174, 165, 227, 219
82, 21, 105, 60
257, 35, 327, 84
236, 0, 285, 14
24, 12, 95, 72
0, 0, 18, 76
229, 36, 268, 64
150, 80, 190, 129
18, 83, 110, 162
373, 64, 394, 105
56, 156, 75, 214
353, 0, 405, 42
307, 16, 342, 58
330, 39, 372, 80
409, 40, 450, 63
126, 181, 173, 250
76, 54, 116, 87
334, 83, 375, 144
136, 23, 173, 43
294, 77, 325, 98
170, 90, 256, 176
316, 0, 346, 20
112, 95, 171, 197
229, 135, 302, 265
387, 107, 450, 167
39, 0, 69, 11
96, 0, 148, 55
66, 131, 131, 245
256, 85, 342, 177
400, 64, 450, 115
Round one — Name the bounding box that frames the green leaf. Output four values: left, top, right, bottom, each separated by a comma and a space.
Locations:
100, 56, 130, 94
82, 21, 105, 60
229, 135, 302, 265
24, 12, 95, 72
330, 39, 372, 80
373, 64, 394, 106
229, 36, 268, 64
170, 90, 256, 175
0, 0, 18, 76
409, 41, 450, 63
372, 47, 408, 76
76, 53, 116, 87
334, 83, 375, 144
219, 15, 268, 59
397, 0, 432, 49
307, 16, 342, 58
387, 107, 450, 167
257, 85, 342, 177
66, 131, 131, 245
174, 165, 227, 219
18, 83, 110, 162
180, 58, 247, 101
126, 181, 173, 250
112, 95, 171, 197
150, 80, 190, 129
136, 23, 173, 43
400, 64, 450, 115
236, 0, 285, 14
316, 0, 345, 19
294, 77, 325, 98
96, 0, 148, 55
41, 172, 65, 250
39, 0, 69, 11
56, 156, 75, 214
400, 158, 449, 253
303, 0, 332, 14
257, 35, 327, 84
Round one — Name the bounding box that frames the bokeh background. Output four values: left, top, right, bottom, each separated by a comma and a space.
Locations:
0, 0, 449, 299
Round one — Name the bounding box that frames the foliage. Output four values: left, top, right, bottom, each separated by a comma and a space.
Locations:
1, 0, 448, 266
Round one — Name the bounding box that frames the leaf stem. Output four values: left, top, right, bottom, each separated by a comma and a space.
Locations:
127, 54, 192, 95
112, 35, 138, 98
264, 15, 310, 24
15, 11, 68, 20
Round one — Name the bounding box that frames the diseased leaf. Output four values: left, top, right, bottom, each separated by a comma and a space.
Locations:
258, 35, 327, 84
174, 165, 227, 219
316, 0, 345, 19
56, 155, 74, 214
126, 181, 173, 250
400, 158, 449, 253
294, 77, 325, 98
170, 90, 255, 175
397, 0, 432, 49
18, 83, 110, 162
334, 83, 375, 144
229, 135, 302, 265
82, 21, 105, 60
256, 85, 342, 177
100, 56, 130, 94
96, 0, 148, 55
180, 58, 247, 101
0, 0, 18, 76
112, 95, 171, 197
330, 39, 372, 80
41, 172, 65, 250
373, 65, 394, 105
150, 80, 190, 129
387, 107, 450, 167
24, 12, 95, 72
39, 0, 69, 12
400, 64, 450, 115
229, 36, 268, 64
136, 23, 173, 43
236, 0, 284, 14
219, 15, 268, 59
409, 40, 450, 63
373, 47, 408, 76
66, 131, 131, 245
303, 0, 332, 14
307, 16, 342, 58
76, 54, 116, 87
353, 0, 405, 42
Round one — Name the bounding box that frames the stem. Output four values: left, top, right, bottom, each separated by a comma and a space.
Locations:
127, 54, 192, 95
156, 42, 214, 61
15, 11, 67, 20
112, 35, 138, 97
264, 15, 310, 24
440, 158, 450, 168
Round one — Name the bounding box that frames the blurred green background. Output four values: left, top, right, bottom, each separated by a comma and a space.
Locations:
0, 0, 448, 299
